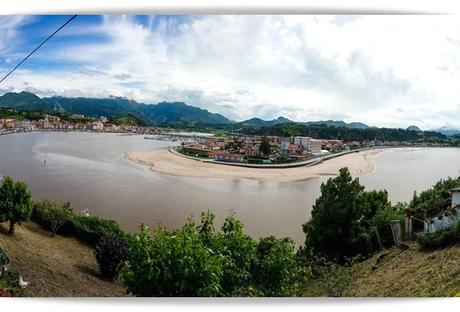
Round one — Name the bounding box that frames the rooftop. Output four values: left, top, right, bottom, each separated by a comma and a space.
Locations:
451, 187, 460, 192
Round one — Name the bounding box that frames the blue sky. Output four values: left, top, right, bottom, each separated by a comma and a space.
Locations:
1, 15, 460, 129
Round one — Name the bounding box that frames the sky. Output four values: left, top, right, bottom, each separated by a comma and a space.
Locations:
0, 15, 460, 129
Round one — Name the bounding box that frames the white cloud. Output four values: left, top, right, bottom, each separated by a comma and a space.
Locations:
2, 15, 460, 129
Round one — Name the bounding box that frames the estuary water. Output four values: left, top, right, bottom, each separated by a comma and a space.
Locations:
0, 131, 459, 245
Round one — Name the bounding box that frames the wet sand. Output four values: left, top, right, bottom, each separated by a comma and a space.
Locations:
125, 148, 385, 182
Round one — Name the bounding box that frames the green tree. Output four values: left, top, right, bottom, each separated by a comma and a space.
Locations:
35, 200, 73, 237
252, 236, 309, 296
0, 177, 33, 235
119, 222, 223, 296
302, 167, 390, 262
197, 211, 257, 295
259, 136, 271, 156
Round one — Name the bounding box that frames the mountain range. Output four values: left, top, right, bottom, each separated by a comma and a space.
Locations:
0, 91, 459, 134
0, 91, 231, 125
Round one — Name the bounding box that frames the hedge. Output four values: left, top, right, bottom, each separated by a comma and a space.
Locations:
417, 220, 460, 250
32, 200, 125, 246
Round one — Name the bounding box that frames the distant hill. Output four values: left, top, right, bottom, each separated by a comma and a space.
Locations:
109, 113, 146, 127
0, 92, 232, 125
0, 91, 65, 113
407, 125, 422, 132
431, 126, 460, 136
303, 120, 370, 129
239, 117, 370, 129
0, 91, 375, 129
240, 116, 293, 126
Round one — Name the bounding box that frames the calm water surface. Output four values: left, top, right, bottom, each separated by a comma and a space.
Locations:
0, 132, 459, 245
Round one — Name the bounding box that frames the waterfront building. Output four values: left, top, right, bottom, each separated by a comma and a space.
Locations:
309, 139, 323, 155
293, 136, 311, 149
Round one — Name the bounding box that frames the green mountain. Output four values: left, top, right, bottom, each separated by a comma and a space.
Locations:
0, 91, 65, 113
406, 125, 422, 132
303, 120, 370, 129
430, 126, 460, 136
0, 92, 231, 125
240, 116, 293, 126
0, 91, 375, 130
239, 117, 369, 129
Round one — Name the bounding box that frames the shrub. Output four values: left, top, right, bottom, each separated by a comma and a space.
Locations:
32, 200, 124, 246
252, 236, 309, 297
62, 216, 125, 246
119, 223, 223, 296
216, 213, 257, 295
32, 200, 73, 237
417, 221, 460, 250
94, 236, 130, 279
119, 212, 310, 297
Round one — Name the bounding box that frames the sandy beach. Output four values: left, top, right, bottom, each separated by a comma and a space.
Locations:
125, 148, 386, 182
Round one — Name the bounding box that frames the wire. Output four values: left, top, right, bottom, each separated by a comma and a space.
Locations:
0, 15, 78, 84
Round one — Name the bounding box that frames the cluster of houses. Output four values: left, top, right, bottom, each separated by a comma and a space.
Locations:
0, 114, 161, 135
180, 135, 363, 164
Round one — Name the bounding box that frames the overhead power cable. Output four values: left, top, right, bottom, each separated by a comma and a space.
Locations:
0, 15, 78, 84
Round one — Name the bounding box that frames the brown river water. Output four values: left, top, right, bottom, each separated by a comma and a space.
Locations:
1, 131, 459, 245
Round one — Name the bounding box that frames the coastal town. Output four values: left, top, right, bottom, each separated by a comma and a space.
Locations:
1, 110, 452, 168
0, 112, 161, 135
177, 134, 437, 165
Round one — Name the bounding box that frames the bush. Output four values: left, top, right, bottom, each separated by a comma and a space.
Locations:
119, 222, 223, 296
62, 216, 125, 246
94, 236, 130, 279
32, 200, 125, 246
119, 212, 309, 297
32, 200, 73, 237
417, 221, 460, 250
252, 236, 309, 297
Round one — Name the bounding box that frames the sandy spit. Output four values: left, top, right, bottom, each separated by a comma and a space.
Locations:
125, 148, 387, 182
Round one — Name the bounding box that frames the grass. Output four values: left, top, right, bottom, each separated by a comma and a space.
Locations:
305, 242, 460, 297
0, 221, 126, 297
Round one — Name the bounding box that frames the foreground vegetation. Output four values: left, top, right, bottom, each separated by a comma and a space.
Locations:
0, 168, 459, 297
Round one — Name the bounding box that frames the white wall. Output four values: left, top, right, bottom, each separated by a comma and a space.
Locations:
452, 191, 460, 208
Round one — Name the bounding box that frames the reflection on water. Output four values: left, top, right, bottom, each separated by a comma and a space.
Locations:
1, 132, 459, 245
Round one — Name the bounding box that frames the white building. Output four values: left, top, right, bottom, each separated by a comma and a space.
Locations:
293, 136, 310, 149
293, 136, 323, 154
309, 139, 323, 155
452, 187, 460, 208
91, 121, 104, 131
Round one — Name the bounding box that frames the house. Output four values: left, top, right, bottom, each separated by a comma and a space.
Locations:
451, 187, 460, 208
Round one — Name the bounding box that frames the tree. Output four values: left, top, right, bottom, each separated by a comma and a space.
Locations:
36, 200, 73, 237
119, 211, 310, 297
119, 222, 223, 296
218, 212, 257, 295
252, 236, 309, 296
0, 177, 33, 235
302, 167, 390, 262
259, 136, 271, 156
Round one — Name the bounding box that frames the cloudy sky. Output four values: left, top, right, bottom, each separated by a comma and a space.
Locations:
0, 15, 460, 129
